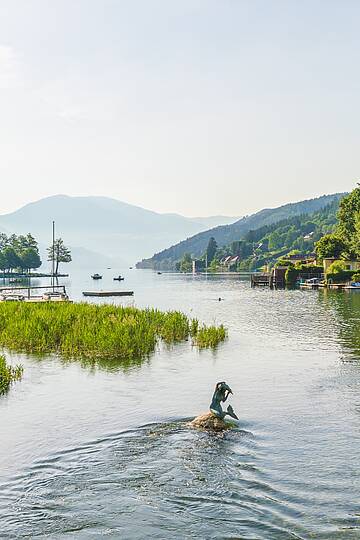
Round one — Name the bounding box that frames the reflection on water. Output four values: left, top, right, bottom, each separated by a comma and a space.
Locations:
1, 270, 360, 538
318, 289, 360, 359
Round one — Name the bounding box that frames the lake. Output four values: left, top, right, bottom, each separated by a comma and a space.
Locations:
0, 268, 360, 539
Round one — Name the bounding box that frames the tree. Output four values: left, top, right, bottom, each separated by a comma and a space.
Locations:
20, 248, 42, 272
0, 252, 6, 272
337, 186, 360, 239
179, 252, 192, 273
206, 237, 218, 264
315, 234, 348, 260
47, 238, 72, 275
349, 211, 360, 258
2, 247, 21, 273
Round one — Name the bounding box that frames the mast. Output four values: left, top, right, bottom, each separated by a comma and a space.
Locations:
52, 220, 55, 291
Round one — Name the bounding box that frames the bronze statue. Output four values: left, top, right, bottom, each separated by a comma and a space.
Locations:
210, 381, 238, 420
189, 381, 238, 431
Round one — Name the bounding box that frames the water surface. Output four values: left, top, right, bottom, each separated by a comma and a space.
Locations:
1, 270, 360, 538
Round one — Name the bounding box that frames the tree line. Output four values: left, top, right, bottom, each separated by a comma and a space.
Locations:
0, 233, 41, 273
0, 233, 72, 274
315, 185, 360, 261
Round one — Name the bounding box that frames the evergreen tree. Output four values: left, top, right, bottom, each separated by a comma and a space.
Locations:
206, 237, 218, 264
47, 238, 72, 275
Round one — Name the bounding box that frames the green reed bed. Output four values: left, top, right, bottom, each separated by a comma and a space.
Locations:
0, 355, 23, 394
0, 302, 227, 361
193, 324, 228, 348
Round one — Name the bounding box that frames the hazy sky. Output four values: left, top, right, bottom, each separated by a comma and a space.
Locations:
0, 1, 358, 216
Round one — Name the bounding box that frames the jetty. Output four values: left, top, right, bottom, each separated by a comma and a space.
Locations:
251, 267, 287, 289
0, 285, 70, 302
82, 291, 134, 297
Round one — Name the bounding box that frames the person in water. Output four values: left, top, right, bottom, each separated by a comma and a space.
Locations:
210, 381, 238, 420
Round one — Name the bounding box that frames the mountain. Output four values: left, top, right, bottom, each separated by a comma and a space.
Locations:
136, 193, 346, 270
190, 215, 240, 229
0, 195, 238, 266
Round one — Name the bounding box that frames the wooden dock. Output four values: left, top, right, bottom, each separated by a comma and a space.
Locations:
0, 285, 70, 302
251, 267, 287, 289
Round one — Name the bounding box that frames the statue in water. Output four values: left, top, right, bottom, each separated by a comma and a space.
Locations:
210, 381, 238, 420
189, 381, 238, 431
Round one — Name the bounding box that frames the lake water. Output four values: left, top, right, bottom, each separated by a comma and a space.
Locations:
1, 269, 360, 539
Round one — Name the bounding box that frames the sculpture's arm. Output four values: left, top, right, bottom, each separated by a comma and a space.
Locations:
222, 390, 230, 402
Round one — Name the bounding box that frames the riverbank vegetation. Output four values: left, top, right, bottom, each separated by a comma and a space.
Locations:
0, 355, 23, 394
0, 303, 227, 361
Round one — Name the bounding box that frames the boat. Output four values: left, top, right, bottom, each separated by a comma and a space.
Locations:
42, 291, 69, 301
0, 293, 25, 302
344, 282, 360, 290
82, 291, 134, 297
91, 273, 102, 280
113, 276, 124, 281
300, 277, 322, 289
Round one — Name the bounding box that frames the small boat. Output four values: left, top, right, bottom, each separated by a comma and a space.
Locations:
42, 291, 69, 302
344, 282, 360, 290
91, 273, 102, 280
0, 293, 25, 302
113, 276, 124, 281
82, 290, 134, 297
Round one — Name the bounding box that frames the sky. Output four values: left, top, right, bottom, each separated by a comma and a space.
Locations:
0, 0, 358, 217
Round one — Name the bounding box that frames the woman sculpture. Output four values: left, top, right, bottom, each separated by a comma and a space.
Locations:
210, 381, 238, 420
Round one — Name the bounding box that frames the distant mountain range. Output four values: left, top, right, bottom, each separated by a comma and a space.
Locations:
0, 195, 239, 267
136, 193, 346, 270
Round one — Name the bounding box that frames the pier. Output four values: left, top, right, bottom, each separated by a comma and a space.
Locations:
0, 285, 69, 302
251, 267, 287, 289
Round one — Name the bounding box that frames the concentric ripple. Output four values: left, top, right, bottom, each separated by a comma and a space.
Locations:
1, 421, 359, 539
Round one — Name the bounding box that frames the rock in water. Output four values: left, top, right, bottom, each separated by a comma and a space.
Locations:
188, 412, 232, 432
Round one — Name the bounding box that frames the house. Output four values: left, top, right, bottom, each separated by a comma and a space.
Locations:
283, 253, 317, 265
220, 255, 240, 270
323, 258, 360, 273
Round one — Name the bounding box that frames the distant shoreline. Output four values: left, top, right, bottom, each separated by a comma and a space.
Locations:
0, 272, 69, 278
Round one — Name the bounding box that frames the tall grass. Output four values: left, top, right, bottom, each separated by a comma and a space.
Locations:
192, 324, 228, 348
0, 355, 23, 394
0, 302, 227, 361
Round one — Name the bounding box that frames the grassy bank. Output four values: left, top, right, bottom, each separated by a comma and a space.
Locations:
0, 302, 227, 361
0, 355, 23, 394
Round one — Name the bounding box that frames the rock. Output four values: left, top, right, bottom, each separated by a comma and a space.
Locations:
188, 411, 231, 432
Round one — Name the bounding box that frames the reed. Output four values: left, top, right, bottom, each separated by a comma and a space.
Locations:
192, 324, 228, 349
0, 355, 23, 394
0, 302, 227, 361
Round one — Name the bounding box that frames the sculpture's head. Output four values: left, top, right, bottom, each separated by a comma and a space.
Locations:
216, 381, 233, 394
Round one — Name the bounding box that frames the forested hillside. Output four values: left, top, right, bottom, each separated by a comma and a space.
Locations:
216, 199, 339, 271
137, 193, 345, 270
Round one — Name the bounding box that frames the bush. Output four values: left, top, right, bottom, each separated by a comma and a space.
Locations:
285, 266, 298, 285
326, 270, 354, 283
